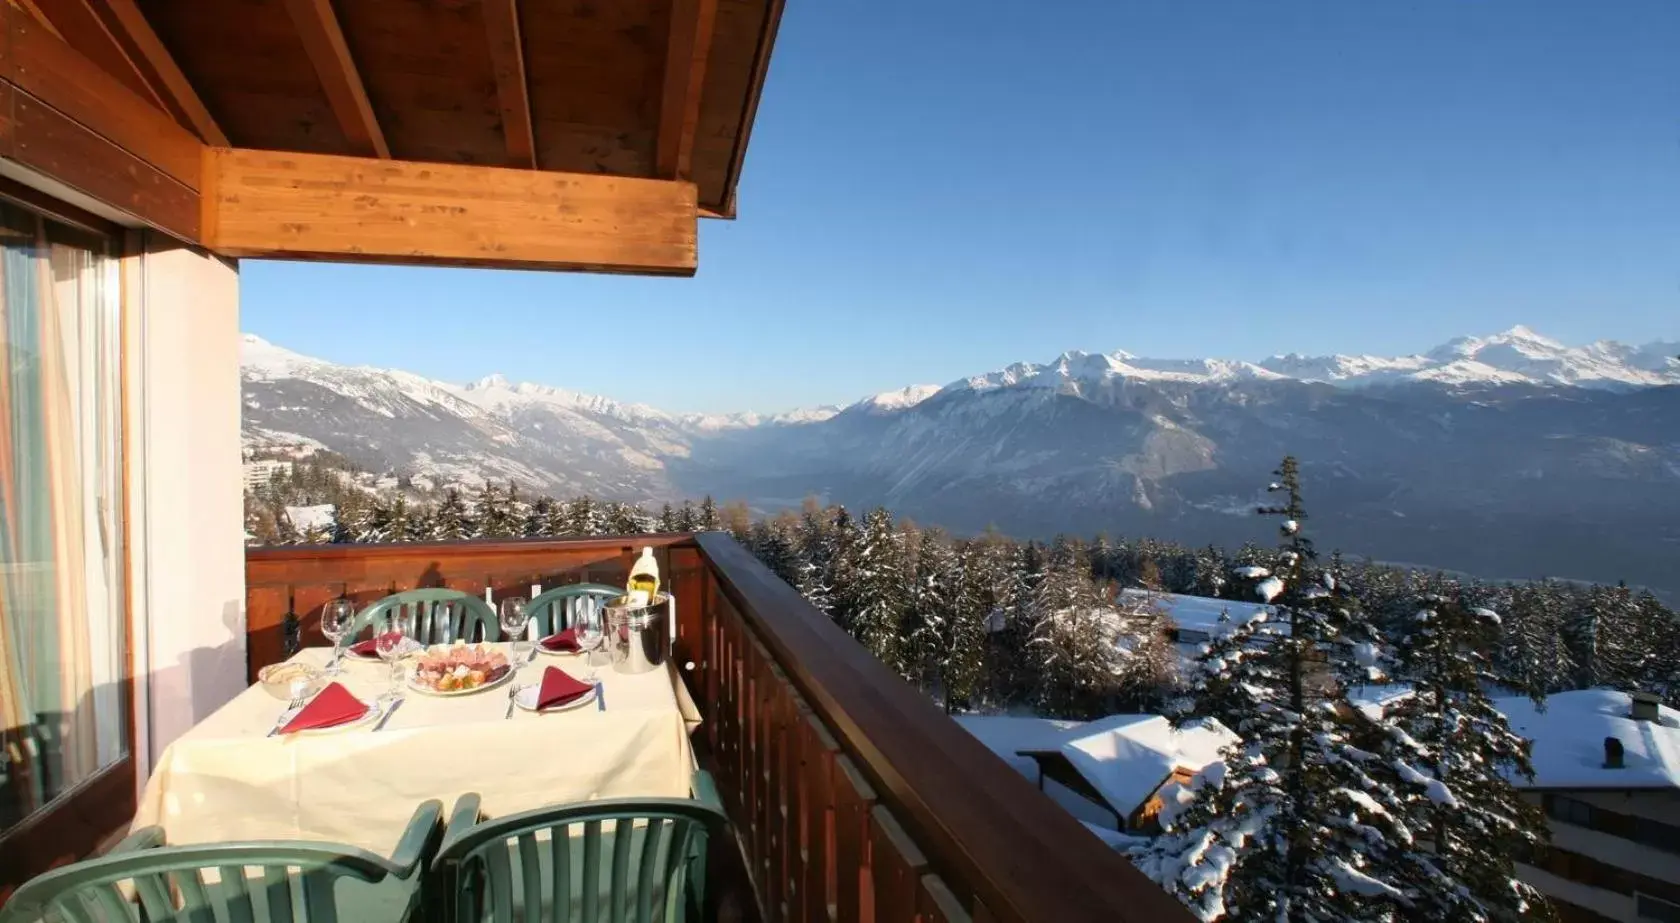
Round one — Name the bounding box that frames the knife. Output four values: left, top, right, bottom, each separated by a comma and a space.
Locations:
595, 682, 606, 712
373, 698, 405, 731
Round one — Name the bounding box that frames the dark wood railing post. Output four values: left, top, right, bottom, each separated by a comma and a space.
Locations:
833, 756, 877, 923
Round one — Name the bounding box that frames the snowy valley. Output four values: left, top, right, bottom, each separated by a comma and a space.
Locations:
242, 326, 1680, 597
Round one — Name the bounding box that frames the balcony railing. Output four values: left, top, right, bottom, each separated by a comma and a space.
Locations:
246, 533, 1191, 923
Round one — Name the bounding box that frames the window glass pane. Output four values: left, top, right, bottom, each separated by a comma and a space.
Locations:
0, 203, 127, 834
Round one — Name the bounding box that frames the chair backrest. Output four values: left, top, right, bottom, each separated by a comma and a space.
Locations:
355, 589, 500, 646
432, 798, 726, 923
0, 840, 394, 923
526, 584, 623, 637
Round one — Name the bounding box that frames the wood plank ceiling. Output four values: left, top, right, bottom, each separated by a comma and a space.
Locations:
22, 0, 781, 217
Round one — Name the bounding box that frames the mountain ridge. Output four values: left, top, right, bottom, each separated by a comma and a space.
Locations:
240, 328, 1680, 598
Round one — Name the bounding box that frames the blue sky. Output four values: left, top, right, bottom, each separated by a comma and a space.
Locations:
242, 0, 1680, 414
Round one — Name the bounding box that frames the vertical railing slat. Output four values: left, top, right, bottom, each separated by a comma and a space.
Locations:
834, 755, 877, 923
917, 875, 971, 923
869, 807, 928, 922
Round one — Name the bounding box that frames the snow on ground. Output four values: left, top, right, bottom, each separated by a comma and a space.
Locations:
284, 504, 334, 533
1495, 689, 1680, 789
1060, 715, 1239, 820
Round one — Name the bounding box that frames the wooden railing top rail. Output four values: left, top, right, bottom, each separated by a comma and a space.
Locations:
694, 533, 1192, 923
247, 533, 698, 566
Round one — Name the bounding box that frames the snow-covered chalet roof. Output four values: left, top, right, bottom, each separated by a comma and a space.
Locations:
1495, 689, 1680, 790
1346, 684, 1416, 721
1119, 589, 1282, 639
1053, 714, 1239, 819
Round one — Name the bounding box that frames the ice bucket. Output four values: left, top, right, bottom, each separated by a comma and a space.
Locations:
603, 592, 671, 675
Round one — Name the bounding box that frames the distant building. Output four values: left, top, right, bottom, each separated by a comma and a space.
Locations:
957, 713, 1236, 834
1497, 689, 1680, 923
242, 459, 293, 489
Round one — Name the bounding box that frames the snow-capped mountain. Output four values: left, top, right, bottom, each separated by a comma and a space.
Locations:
242, 328, 1680, 598
1260, 325, 1680, 389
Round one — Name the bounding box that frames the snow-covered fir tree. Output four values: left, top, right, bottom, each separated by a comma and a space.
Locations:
943, 537, 1001, 712
1030, 542, 1122, 718
1384, 597, 1556, 922
523, 496, 555, 537
431, 489, 472, 540
824, 506, 861, 628
792, 503, 836, 617
1139, 457, 1416, 922
697, 495, 720, 531
656, 502, 678, 533
904, 528, 956, 692
1498, 582, 1577, 697
1110, 591, 1177, 712
850, 507, 910, 677
562, 496, 604, 536
473, 482, 520, 538
1567, 582, 1645, 691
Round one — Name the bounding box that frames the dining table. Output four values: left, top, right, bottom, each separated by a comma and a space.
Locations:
131, 643, 701, 856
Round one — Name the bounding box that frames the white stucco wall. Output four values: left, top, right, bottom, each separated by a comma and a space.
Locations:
128, 236, 245, 772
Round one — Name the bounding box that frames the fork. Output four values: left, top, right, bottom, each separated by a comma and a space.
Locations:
504, 683, 523, 719
266, 693, 305, 737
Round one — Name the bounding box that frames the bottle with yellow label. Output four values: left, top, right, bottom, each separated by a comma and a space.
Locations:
627, 547, 660, 606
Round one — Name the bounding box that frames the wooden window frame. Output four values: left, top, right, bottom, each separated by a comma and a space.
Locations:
0, 192, 138, 904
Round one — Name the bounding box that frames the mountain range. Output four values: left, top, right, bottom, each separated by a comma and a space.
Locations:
242, 326, 1680, 598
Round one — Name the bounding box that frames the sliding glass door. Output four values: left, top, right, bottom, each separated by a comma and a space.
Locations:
0, 200, 130, 880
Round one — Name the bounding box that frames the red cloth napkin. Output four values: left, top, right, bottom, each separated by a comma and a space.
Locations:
349, 631, 400, 657
279, 683, 368, 734
540, 628, 579, 652
536, 667, 592, 710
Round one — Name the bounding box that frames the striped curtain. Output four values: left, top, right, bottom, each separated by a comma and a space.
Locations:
0, 204, 123, 831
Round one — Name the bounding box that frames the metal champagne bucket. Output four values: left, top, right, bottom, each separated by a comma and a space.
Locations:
603, 592, 672, 674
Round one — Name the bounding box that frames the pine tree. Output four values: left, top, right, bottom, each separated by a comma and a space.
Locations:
432, 488, 472, 540
904, 528, 956, 693
1111, 591, 1177, 711
674, 500, 698, 532
1385, 597, 1557, 922
825, 506, 861, 628
749, 520, 798, 585
524, 497, 555, 537
1498, 582, 1576, 697
563, 496, 603, 536
474, 482, 519, 538
1029, 546, 1120, 718
697, 495, 721, 531
656, 502, 678, 533
1567, 583, 1643, 691
943, 538, 998, 713
850, 507, 909, 676
603, 501, 650, 535
1141, 457, 1415, 921
792, 504, 837, 617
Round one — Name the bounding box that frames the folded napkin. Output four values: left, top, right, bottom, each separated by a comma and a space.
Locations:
539, 628, 579, 652
537, 667, 592, 710
349, 631, 402, 657
280, 683, 368, 734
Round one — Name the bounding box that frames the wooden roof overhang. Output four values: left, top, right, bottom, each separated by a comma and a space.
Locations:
0, 0, 784, 275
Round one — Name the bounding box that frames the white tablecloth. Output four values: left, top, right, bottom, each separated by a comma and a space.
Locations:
133, 645, 698, 855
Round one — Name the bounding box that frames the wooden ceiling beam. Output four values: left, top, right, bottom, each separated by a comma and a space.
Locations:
88, 0, 229, 146
283, 0, 389, 159
203, 148, 698, 276
655, 0, 718, 180
28, 0, 167, 111
481, 0, 536, 168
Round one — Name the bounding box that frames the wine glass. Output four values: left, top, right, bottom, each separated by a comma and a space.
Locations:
320, 599, 356, 675
499, 596, 529, 660
376, 611, 413, 696
575, 606, 604, 682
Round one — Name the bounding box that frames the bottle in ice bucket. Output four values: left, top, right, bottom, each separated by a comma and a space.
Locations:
626, 547, 660, 606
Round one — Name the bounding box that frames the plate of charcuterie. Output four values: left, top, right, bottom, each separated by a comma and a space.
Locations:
405, 642, 515, 696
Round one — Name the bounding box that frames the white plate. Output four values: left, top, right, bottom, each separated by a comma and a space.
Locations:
515, 682, 598, 713
535, 639, 585, 658
283, 701, 381, 736
406, 664, 516, 698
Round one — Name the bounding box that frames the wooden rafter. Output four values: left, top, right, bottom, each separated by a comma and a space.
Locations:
87, 0, 229, 146
655, 0, 718, 180
28, 0, 165, 111
283, 0, 389, 158
481, 0, 536, 168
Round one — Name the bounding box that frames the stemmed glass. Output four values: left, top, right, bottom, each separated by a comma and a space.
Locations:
375, 611, 413, 697
499, 596, 529, 661
320, 599, 356, 675
574, 606, 604, 683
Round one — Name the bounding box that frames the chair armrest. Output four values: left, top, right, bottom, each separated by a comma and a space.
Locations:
386, 799, 444, 877
106, 826, 165, 855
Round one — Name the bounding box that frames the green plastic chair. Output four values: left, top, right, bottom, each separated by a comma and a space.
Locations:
429, 778, 727, 923
526, 584, 623, 638
0, 801, 442, 923
355, 589, 500, 646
